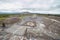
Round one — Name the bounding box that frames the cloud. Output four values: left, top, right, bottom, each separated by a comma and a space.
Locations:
29, 3, 50, 10
0, 0, 54, 10
0, 0, 60, 14
0, 2, 24, 9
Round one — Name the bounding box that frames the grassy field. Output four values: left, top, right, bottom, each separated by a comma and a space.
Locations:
0, 14, 60, 21
0, 14, 29, 22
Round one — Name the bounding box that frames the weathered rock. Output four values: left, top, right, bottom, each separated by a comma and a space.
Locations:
9, 36, 20, 40
9, 36, 28, 40
24, 21, 36, 27
3, 33, 12, 40
1, 15, 60, 40
44, 22, 60, 39
5, 25, 28, 36
4, 17, 21, 25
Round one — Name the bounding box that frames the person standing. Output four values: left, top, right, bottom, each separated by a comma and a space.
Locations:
2, 22, 6, 31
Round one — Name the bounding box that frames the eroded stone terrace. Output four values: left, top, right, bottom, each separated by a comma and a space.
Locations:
0, 15, 60, 40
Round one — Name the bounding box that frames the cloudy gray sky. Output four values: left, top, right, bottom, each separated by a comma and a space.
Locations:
0, 0, 60, 14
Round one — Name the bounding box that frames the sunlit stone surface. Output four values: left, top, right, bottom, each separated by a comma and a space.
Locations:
24, 21, 36, 27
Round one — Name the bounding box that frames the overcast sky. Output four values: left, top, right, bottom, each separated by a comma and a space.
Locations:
0, 0, 60, 14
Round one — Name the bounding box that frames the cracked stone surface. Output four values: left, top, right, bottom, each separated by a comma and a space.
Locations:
0, 15, 60, 40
